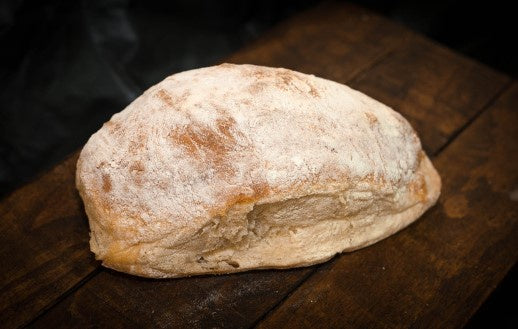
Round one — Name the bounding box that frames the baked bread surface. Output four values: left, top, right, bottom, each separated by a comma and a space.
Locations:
76, 63, 441, 278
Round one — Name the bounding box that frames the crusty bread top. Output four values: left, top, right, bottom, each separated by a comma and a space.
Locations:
77, 63, 423, 250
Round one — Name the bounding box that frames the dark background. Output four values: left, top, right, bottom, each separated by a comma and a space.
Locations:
0, 0, 515, 327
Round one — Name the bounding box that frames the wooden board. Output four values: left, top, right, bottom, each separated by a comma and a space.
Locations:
0, 2, 514, 328
0, 151, 91, 328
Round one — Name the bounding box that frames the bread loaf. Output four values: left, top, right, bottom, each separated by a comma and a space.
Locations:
76, 63, 441, 278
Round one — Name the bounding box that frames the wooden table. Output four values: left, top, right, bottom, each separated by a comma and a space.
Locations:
1, 2, 516, 328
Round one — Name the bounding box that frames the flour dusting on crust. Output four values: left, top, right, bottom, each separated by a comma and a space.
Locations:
76, 64, 439, 278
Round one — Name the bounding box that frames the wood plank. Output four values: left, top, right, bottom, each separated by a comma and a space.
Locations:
349, 34, 509, 154
29, 269, 314, 329
225, 2, 409, 82
27, 4, 510, 329
256, 83, 518, 329
0, 152, 97, 329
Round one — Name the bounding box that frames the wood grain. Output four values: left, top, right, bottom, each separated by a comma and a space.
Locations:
226, 2, 409, 82
256, 84, 518, 329
349, 34, 508, 154
29, 268, 315, 329
26, 3, 510, 329
0, 151, 96, 329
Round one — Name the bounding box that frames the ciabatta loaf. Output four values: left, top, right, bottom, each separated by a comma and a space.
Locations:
76, 64, 441, 278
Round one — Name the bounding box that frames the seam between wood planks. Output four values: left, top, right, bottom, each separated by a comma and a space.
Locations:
248, 265, 322, 329
20, 267, 103, 328
250, 79, 515, 329
432, 79, 513, 157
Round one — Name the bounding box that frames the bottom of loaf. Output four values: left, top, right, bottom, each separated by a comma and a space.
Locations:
91, 156, 440, 278
108, 199, 429, 278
